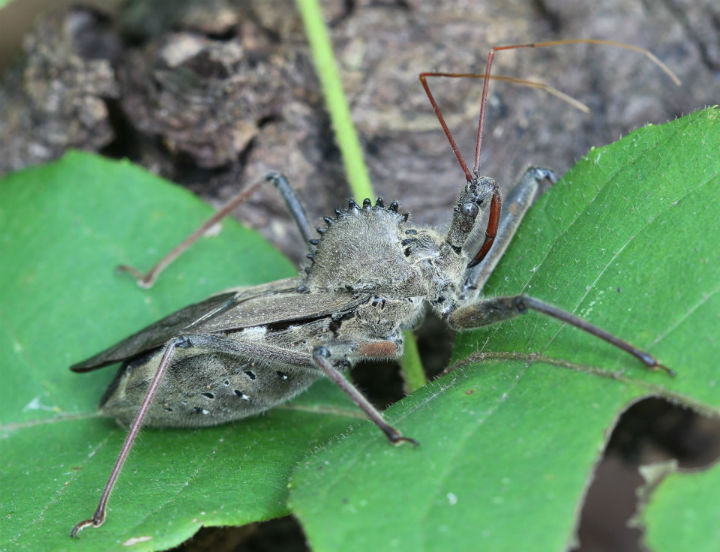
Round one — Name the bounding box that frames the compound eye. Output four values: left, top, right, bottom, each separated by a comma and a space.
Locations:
461, 201, 479, 219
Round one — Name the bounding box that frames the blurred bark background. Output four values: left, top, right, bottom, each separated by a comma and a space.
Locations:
2, 0, 717, 261
1, 1, 718, 550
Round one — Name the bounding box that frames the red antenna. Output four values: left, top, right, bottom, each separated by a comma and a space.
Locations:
418, 73, 590, 181
420, 39, 680, 266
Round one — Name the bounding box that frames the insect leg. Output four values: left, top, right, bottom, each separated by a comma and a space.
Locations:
464, 167, 557, 297
71, 336, 191, 538
449, 295, 674, 376
266, 171, 313, 243
312, 346, 418, 446
118, 172, 311, 288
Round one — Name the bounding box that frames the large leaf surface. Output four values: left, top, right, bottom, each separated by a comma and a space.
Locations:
289, 108, 720, 550
3, 109, 719, 552
0, 152, 359, 551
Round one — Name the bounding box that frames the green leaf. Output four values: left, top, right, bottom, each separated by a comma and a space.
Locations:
640, 462, 720, 551
5, 109, 720, 552
0, 152, 358, 551
289, 108, 720, 551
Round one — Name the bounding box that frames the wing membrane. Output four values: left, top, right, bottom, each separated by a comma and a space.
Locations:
70, 292, 239, 372
71, 276, 369, 372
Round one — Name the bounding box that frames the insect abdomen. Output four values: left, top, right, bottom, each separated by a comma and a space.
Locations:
100, 350, 320, 427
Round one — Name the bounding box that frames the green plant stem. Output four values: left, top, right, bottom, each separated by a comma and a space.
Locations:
295, 0, 373, 201
400, 330, 425, 392
296, 0, 427, 390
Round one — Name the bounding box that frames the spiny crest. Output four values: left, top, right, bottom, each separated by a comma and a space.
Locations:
299, 197, 423, 294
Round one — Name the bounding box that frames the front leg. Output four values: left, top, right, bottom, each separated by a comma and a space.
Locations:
465, 167, 556, 297
450, 295, 673, 376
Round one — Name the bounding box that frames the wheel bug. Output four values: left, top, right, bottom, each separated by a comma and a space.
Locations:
70, 39, 680, 537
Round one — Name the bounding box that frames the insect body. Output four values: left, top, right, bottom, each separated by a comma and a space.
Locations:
73, 175, 497, 432
70, 39, 679, 536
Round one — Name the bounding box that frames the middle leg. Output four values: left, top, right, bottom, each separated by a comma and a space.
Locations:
118, 172, 312, 288
450, 295, 673, 375
312, 344, 418, 446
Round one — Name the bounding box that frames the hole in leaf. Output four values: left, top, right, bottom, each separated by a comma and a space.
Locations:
573, 397, 720, 551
